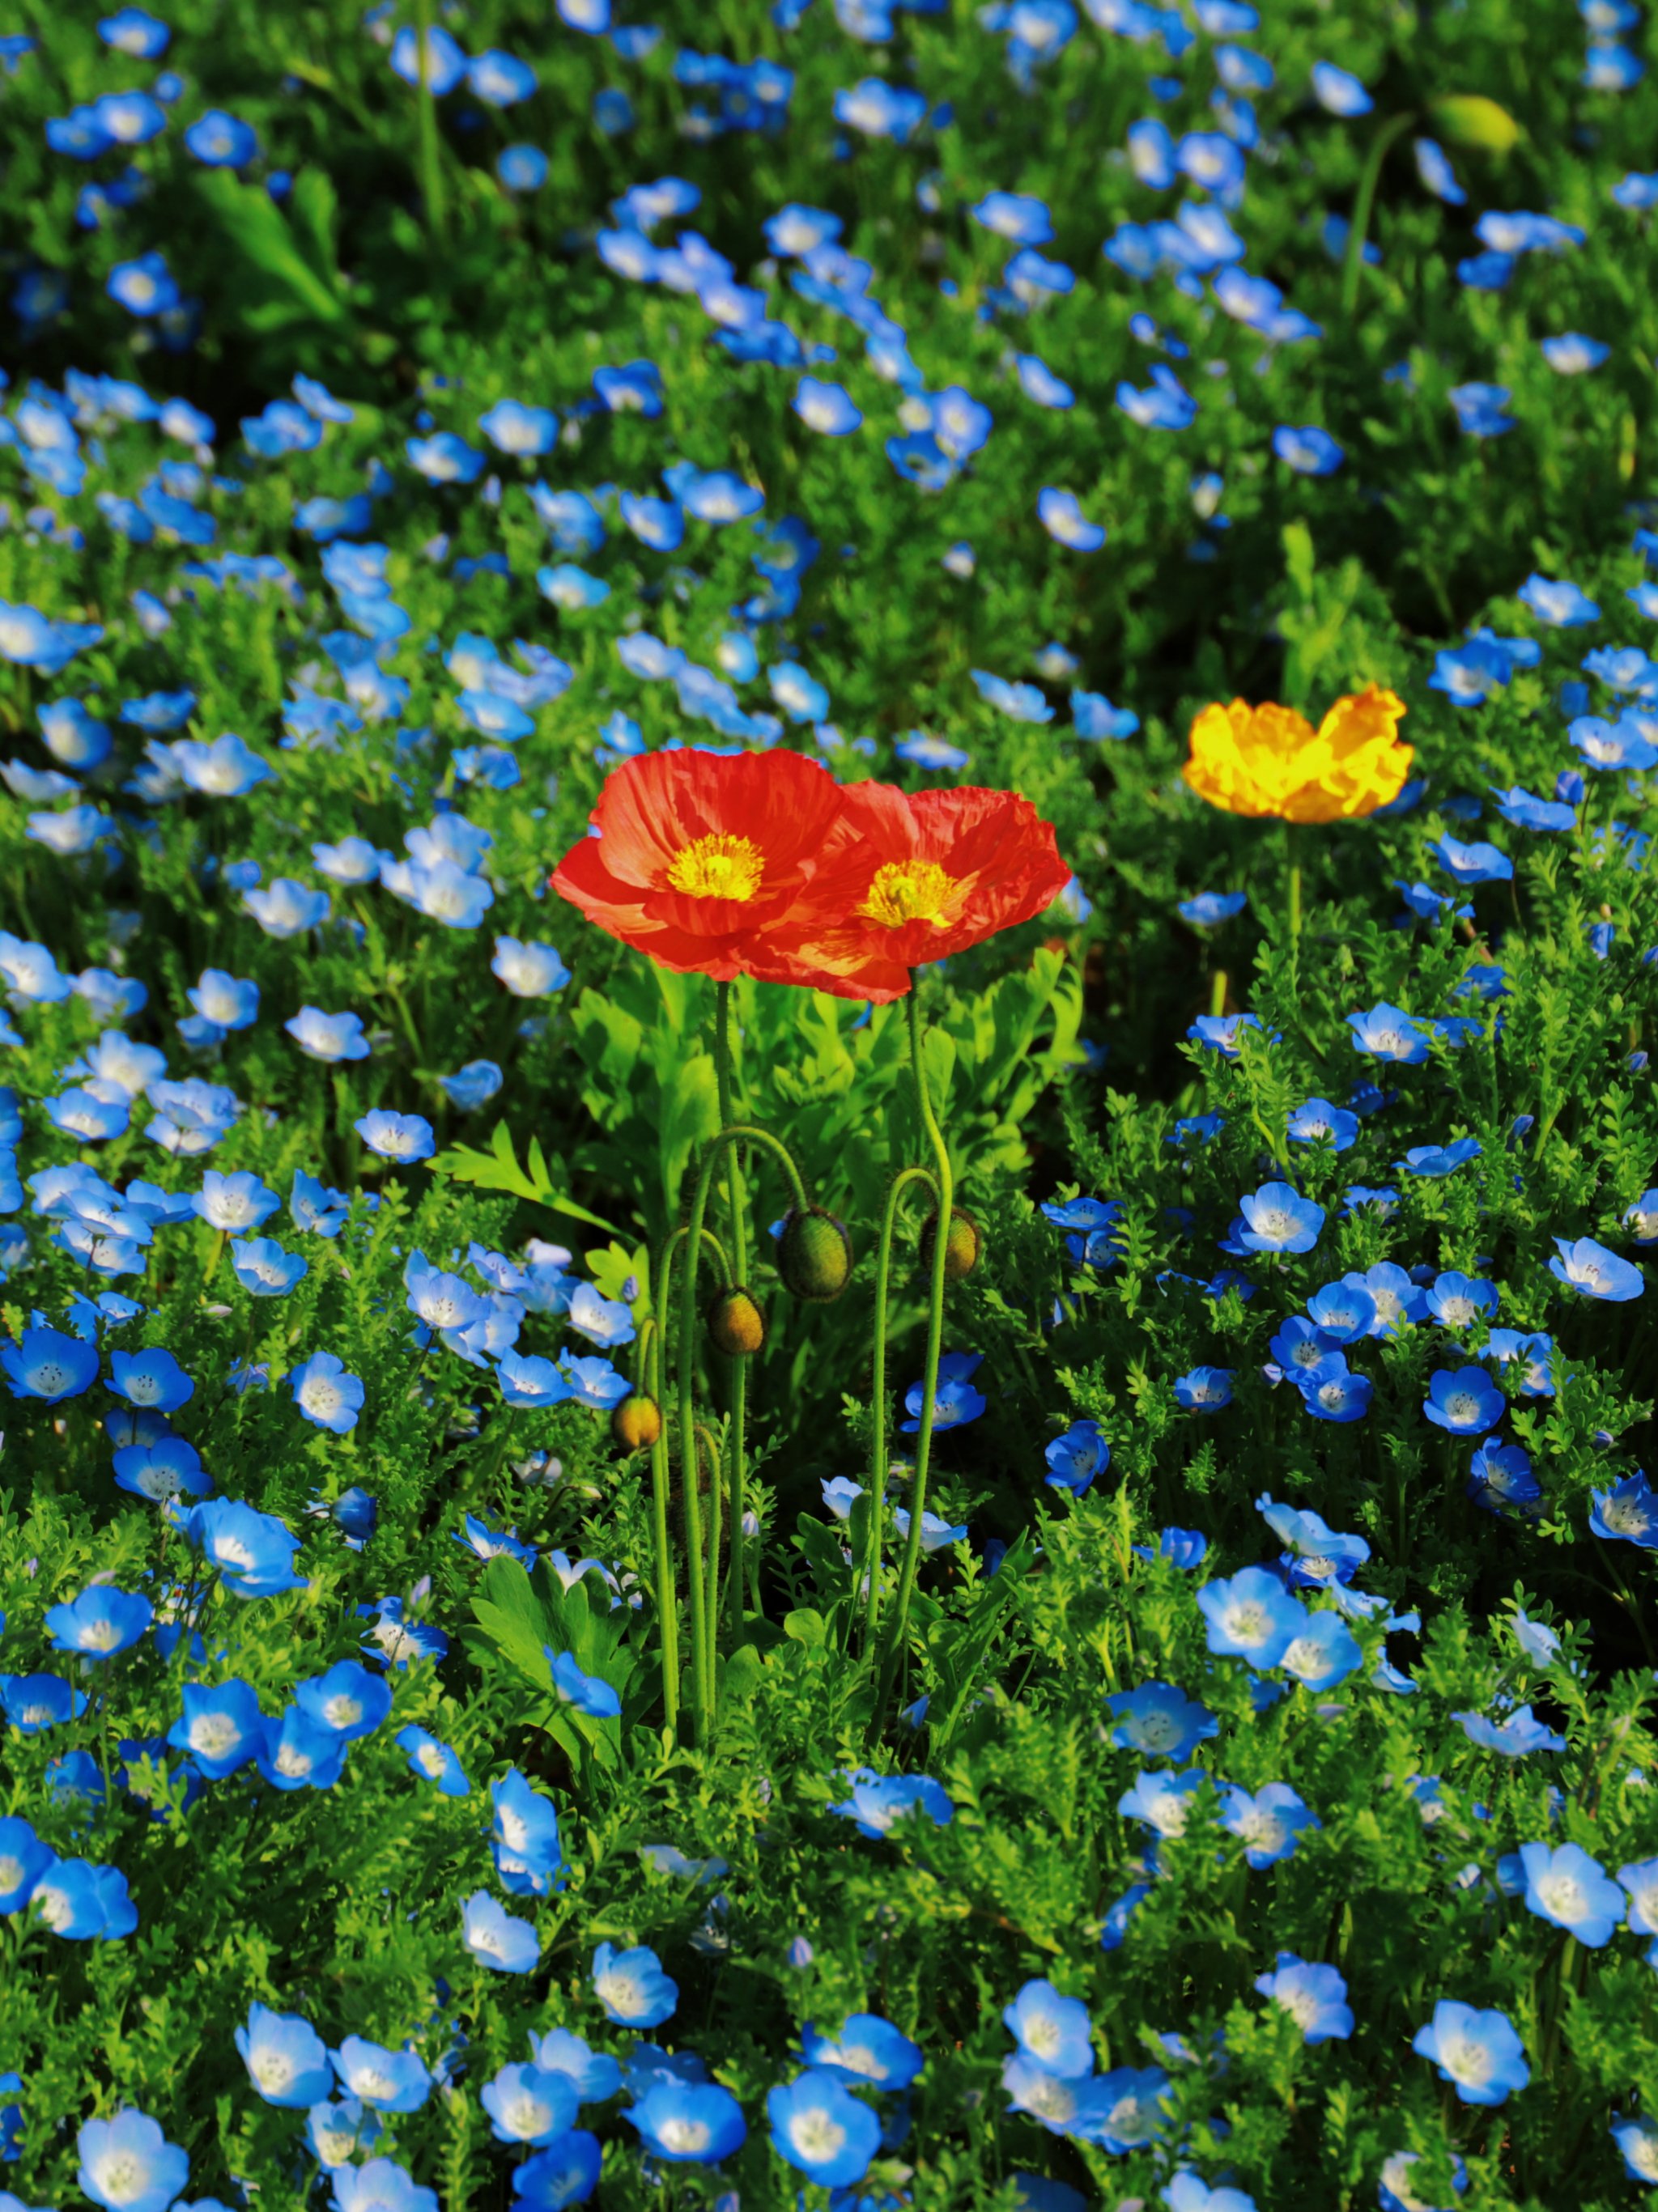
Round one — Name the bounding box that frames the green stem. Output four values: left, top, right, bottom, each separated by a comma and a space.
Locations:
861, 1164, 940, 1651
1285, 821, 1303, 945
678, 1124, 809, 1739
1340, 110, 1414, 317
640, 1310, 678, 1737
714, 984, 749, 1642
1208, 968, 1227, 1020
410, 0, 449, 245
874, 979, 954, 1723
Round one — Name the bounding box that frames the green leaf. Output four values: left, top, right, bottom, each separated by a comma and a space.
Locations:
193, 168, 349, 325
427, 1122, 623, 1233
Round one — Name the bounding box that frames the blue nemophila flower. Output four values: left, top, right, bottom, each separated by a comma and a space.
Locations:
1571, 714, 1658, 771
295, 1661, 391, 1743
801, 2012, 924, 2090
1236, 1181, 1323, 1255
1346, 1003, 1430, 1063
1272, 424, 1343, 475
528, 2025, 620, 2103
1518, 572, 1600, 625
397, 1726, 469, 1796
1179, 891, 1246, 926
1175, 1367, 1233, 1412
76, 2110, 189, 2212
1590, 1472, 1658, 1546
3, 1326, 98, 1401
480, 2061, 577, 2146
593, 1940, 677, 2026
1111, 1769, 1204, 1840
1107, 1682, 1218, 1762
1311, 59, 1372, 113
1003, 1982, 1095, 2083
166, 1679, 263, 1777
1253, 1954, 1352, 2040
1432, 834, 1512, 885
1163, 2176, 1258, 2212
286, 1008, 370, 1063
332, 2038, 432, 2114
547, 1649, 621, 1719
236, 2003, 331, 2108
45, 1586, 151, 1658
1411, 2002, 1529, 2106
628, 2077, 746, 2164
1278, 1608, 1363, 1689
1037, 487, 1106, 550
332, 2159, 435, 2212
1422, 1368, 1505, 1435
0, 1815, 53, 1911
1519, 1841, 1624, 1945
767, 2067, 878, 2186
109, 1349, 193, 1412
1269, 1317, 1337, 1378
1188, 1010, 1269, 1057
1197, 1568, 1307, 1667
462, 1891, 541, 1974
255, 1708, 347, 1792
1452, 1704, 1567, 1755
901, 1350, 984, 1432
1134, 1527, 1208, 1569
1550, 1236, 1643, 1300
1426, 1272, 1498, 1328
290, 1352, 364, 1434
1045, 1419, 1109, 1496
491, 1768, 563, 1892
1611, 2118, 1658, 2188
1073, 690, 1139, 741
830, 1768, 954, 1837
354, 1110, 435, 1164
1398, 1138, 1482, 1178
193, 1170, 280, 1233
1287, 1097, 1357, 1152
176, 1497, 305, 1598
1256, 1495, 1370, 1585
231, 1238, 308, 1297
1222, 1783, 1320, 1868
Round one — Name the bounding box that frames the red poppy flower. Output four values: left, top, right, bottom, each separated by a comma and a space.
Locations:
549, 748, 855, 983
767, 781, 1071, 1002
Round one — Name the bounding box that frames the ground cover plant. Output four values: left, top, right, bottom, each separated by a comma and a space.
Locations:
10, 0, 1658, 2206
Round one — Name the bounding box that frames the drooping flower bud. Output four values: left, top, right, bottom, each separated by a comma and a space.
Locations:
610, 1391, 662, 1452
707, 1286, 766, 1357
920, 1208, 981, 1282
778, 1206, 853, 1302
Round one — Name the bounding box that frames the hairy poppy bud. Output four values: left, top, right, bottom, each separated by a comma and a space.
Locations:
778, 1206, 853, 1302
708, 1285, 766, 1358
610, 1391, 662, 1452
920, 1208, 981, 1282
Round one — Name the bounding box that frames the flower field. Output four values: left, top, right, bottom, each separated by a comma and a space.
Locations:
7, 0, 1658, 2206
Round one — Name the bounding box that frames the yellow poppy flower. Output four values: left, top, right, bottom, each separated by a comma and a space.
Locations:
1183, 684, 1412, 823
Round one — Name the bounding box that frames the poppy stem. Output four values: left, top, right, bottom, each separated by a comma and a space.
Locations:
640, 1302, 678, 1736
861, 1163, 941, 1654
1285, 822, 1302, 945
678, 1123, 810, 1741
874, 978, 954, 1726
714, 983, 748, 1645
1339, 109, 1414, 317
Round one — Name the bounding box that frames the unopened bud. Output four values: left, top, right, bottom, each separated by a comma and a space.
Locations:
778, 1205, 853, 1301
707, 1285, 766, 1358
920, 1207, 981, 1282
610, 1391, 662, 1452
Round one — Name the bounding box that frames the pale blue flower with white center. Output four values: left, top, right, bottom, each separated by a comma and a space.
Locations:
166, 1679, 263, 1777
1045, 1417, 1109, 1496
331, 2038, 432, 2114
593, 1940, 678, 2027
1346, 1003, 1431, 1063
1272, 424, 1343, 475
236, 2003, 332, 2108
1423, 1367, 1504, 1434
1197, 1568, 1307, 1667
1107, 1682, 1217, 1763
1237, 1180, 1324, 1255
243, 878, 329, 937
76, 2110, 189, 2212
45, 1586, 151, 1658
1163, 2173, 1258, 2212
767, 2067, 877, 2185
1287, 1097, 1357, 1152
397, 1725, 470, 1796
462, 1891, 542, 1973
1223, 1783, 1320, 1867
295, 1660, 390, 1742
1612, 2116, 1658, 2186
1037, 488, 1106, 550
548, 1649, 621, 1718
1550, 1236, 1643, 1301
1451, 1704, 1567, 1755
332, 2160, 436, 2212
1256, 1494, 1369, 1582
1277, 1610, 1362, 1691
285, 1008, 369, 1064
829, 1767, 954, 1837
1378, 2150, 1468, 2210
1003, 1980, 1095, 2078
793, 376, 862, 435
1175, 1365, 1233, 1412
491, 936, 570, 997
1426, 1272, 1499, 1328
559, 1353, 629, 1410
480, 2061, 577, 2146
1117, 1766, 1205, 1839
1520, 1841, 1624, 1944
354, 1110, 434, 1163
632, 2078, 747, 2164
231, 1237, 308, 1297
800, 2013, 924, 2090
1411, 2001, 1529, 2105
1254, 1954, 1352, 2040
527, 2026, 621, 2103
177, 1497, 304, 1598
188, 968, 260, 1030
192, 1170, 282, 1234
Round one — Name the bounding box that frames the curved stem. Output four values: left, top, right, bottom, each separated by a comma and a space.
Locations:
715, 983, 750, 1642
638, 1309, 678, 1737
1340, 109, 1414, 317
874, 980, 954, 1722
861, 1164, 941, 1651
677, 1124, 807, 1740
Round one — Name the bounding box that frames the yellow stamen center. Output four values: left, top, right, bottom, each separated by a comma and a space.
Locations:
858, 859, 954, 928
666, 833, 765, 901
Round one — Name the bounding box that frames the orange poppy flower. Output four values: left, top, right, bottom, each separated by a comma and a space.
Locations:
550, 748, 856, 983
767, 782, 1071, 1003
